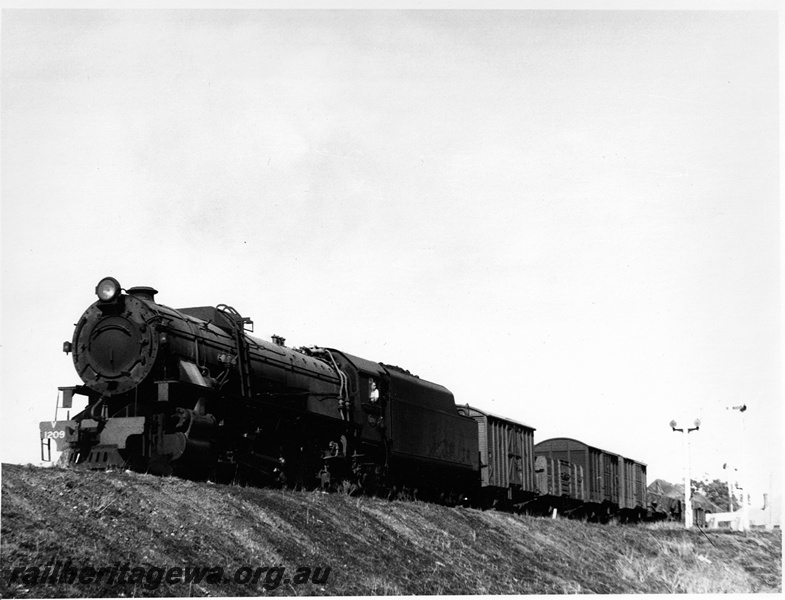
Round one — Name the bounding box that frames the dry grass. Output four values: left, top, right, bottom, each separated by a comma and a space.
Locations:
1, 463, 781, 596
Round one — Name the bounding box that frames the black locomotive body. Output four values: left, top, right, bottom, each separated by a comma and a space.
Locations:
41, 277, 647, 518
41, 277, 478, 502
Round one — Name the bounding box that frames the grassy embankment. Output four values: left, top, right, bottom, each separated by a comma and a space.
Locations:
1, 463, 781, 596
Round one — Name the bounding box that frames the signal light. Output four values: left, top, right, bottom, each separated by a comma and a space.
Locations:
96, 277, 121, 302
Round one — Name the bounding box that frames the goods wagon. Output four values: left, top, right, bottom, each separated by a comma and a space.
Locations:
457, 405, 536, 508
535, 437, 646, 520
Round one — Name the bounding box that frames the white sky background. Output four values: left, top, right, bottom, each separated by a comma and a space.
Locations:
1, 9, 780, 507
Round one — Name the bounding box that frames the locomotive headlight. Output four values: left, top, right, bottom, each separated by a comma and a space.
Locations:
95, 277, 121, 302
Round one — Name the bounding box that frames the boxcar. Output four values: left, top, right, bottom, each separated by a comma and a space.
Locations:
457, 405, 537, 507
535, 437, 646, 520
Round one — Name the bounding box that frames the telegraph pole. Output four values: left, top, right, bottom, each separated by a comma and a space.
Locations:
728, 404, 749, 531
670, 418, 701, 528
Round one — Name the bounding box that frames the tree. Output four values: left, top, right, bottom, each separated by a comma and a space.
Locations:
693, 478, 741, 512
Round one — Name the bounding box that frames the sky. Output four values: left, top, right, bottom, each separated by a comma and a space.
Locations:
1, 7, 780, 517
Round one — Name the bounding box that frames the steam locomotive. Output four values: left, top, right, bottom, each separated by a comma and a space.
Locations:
40, 277, 647, 519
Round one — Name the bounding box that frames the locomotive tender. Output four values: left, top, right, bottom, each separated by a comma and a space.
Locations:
41, 277, 647, 517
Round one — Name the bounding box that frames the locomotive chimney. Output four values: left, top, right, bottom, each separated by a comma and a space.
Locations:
127, 286, 158, 302
271, 334, 286, 347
